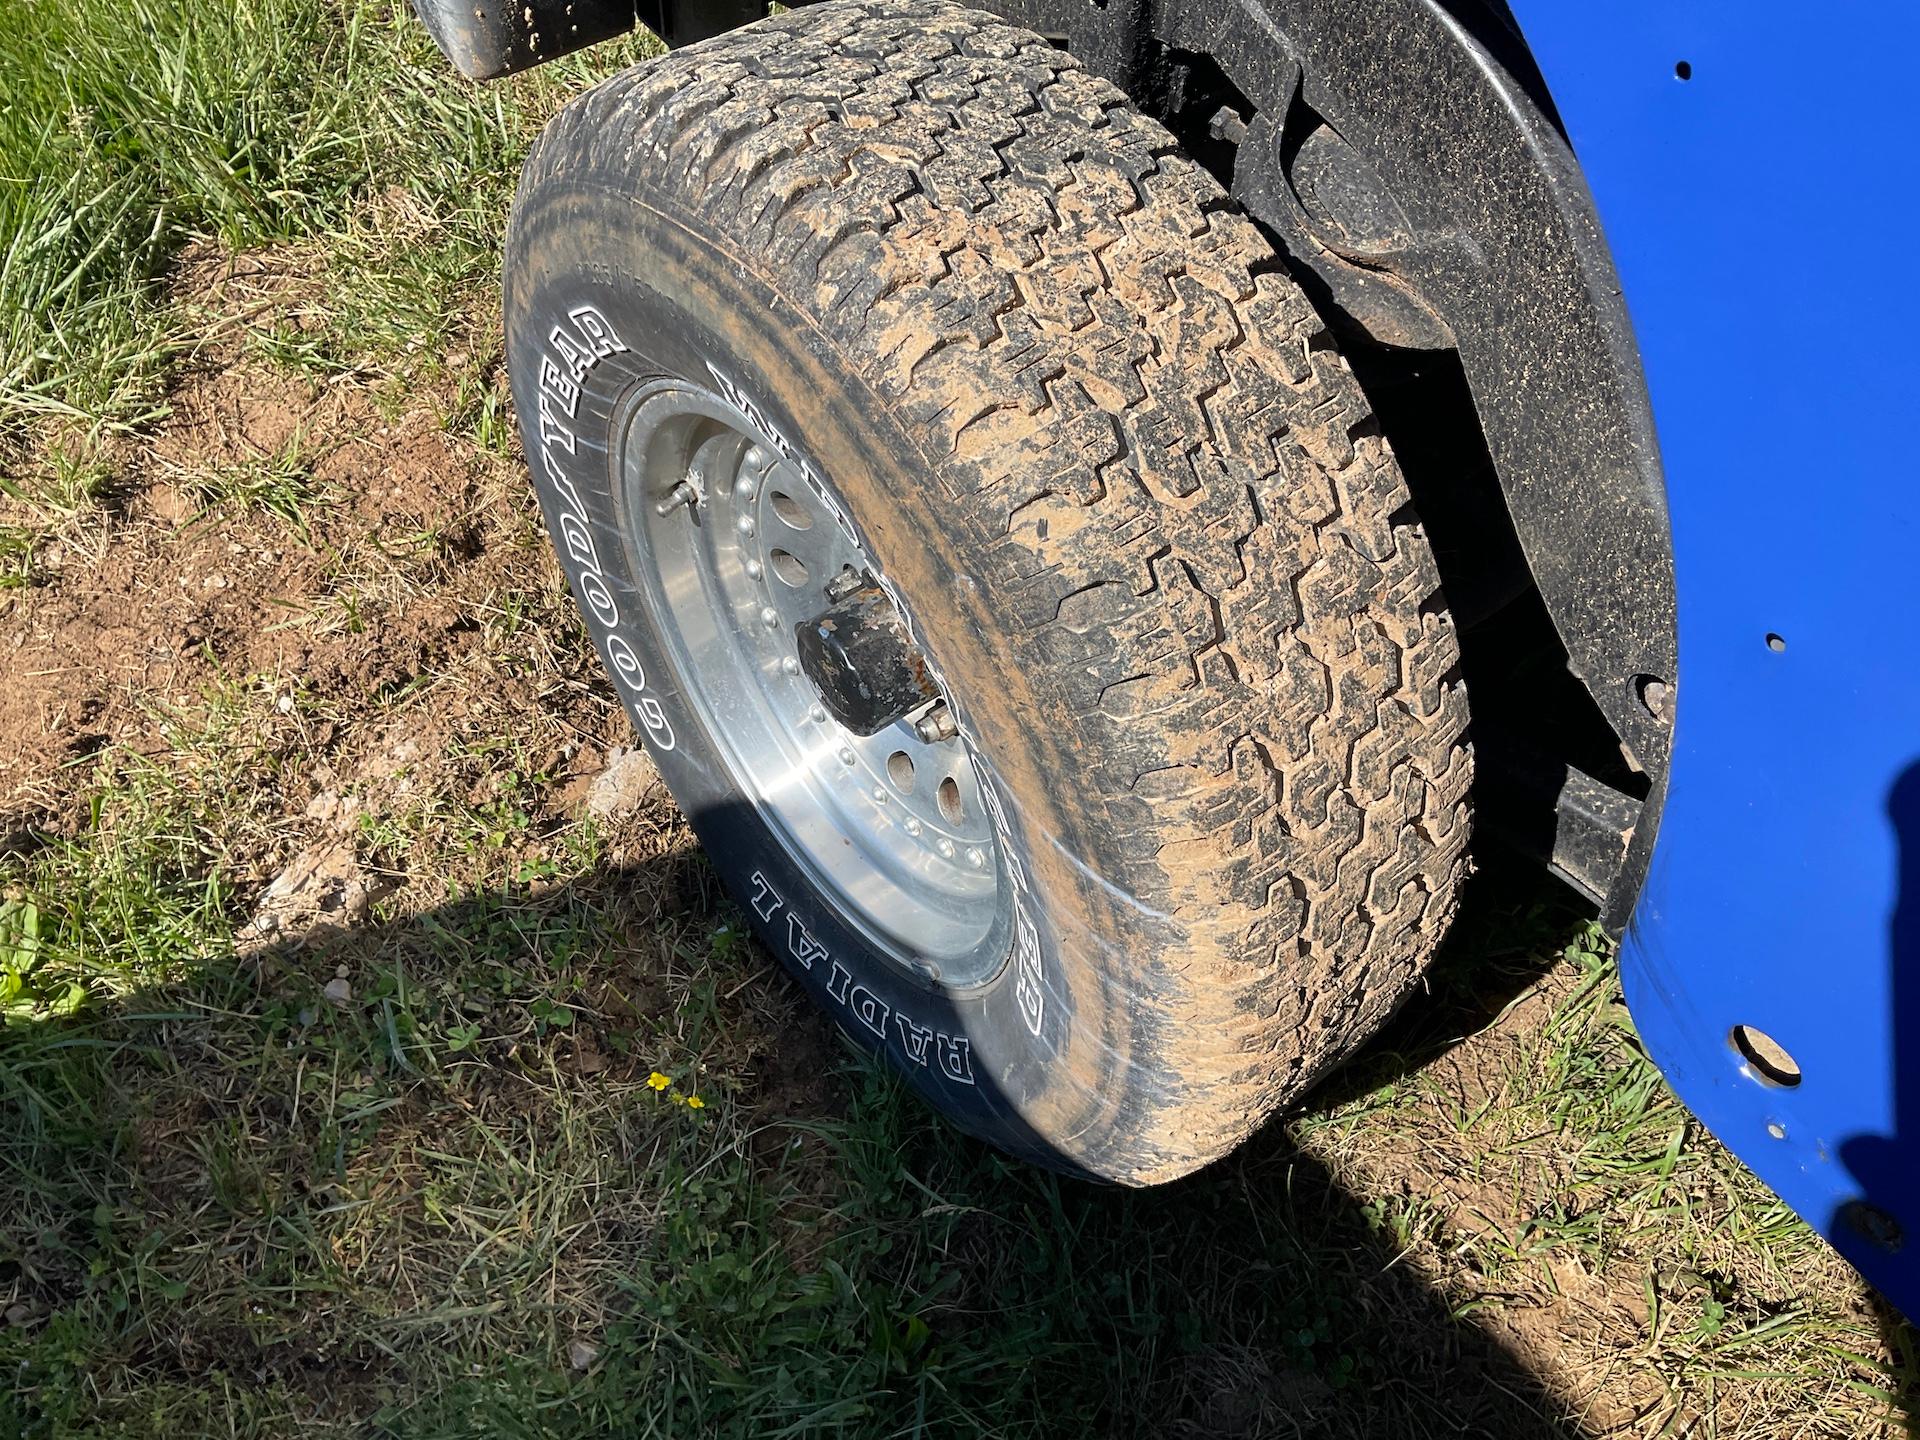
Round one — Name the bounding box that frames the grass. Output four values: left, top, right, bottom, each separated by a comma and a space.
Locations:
1, 1, 1916, 1436
177, 430, 326, 535
0, 0, 659, 436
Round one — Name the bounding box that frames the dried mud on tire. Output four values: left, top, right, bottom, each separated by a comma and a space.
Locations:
505, 0, 1472, 1181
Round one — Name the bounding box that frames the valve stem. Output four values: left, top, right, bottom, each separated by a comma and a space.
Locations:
655, 480, 700, 517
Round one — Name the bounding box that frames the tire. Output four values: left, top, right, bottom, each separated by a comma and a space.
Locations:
504, 0, 1471, 1183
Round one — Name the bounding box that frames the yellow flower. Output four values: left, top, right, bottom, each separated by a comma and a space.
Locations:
685, 1095, 706, 1109
647, 1071, 672, 1091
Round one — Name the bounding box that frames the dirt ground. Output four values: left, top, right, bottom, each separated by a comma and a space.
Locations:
6, 260, 565, 835
2, 248, 1913, 1439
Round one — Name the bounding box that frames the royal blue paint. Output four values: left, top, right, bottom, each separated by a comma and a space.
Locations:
1507, 2, 1920, 1313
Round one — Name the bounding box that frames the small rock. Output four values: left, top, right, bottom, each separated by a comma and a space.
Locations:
239, 840, 391, 951
568, 1339, 599, 1372
5, 1303, 33, 1327
585, 746, 660, 819
323, 977, 353, 1008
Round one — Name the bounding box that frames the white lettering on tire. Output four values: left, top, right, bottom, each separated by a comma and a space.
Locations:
752, 867, 976, 1087
534, 302, 675, 751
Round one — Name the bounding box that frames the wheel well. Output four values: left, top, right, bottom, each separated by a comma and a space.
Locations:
1133, 33, 1655, 913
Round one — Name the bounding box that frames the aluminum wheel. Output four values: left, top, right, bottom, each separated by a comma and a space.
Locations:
614, 380, 1007, 986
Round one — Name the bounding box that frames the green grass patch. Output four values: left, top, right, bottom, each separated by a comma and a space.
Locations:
182, 429, 326, 536
0, 0, 658, 434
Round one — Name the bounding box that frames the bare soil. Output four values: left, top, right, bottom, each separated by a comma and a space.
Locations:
6, 372, 517, 834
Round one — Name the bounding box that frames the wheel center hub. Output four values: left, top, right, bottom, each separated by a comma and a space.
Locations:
792, 579, 941, 737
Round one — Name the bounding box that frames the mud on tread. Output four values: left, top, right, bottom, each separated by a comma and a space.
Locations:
521, 0, 1471, 1178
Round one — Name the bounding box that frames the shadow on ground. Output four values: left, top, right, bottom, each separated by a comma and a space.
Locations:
1, 812, 1618, 1437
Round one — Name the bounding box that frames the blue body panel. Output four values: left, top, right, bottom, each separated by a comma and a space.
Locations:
1506, 3, 1920, 1312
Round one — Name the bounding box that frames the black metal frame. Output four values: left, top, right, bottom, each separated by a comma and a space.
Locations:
415, 0, 1677, 927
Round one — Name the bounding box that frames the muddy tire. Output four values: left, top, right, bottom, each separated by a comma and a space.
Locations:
504, 0, 1471, 1182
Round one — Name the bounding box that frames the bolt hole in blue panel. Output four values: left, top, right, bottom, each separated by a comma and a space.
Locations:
1506, 3, 1920, 1316
1731, 1024, 1802, 1088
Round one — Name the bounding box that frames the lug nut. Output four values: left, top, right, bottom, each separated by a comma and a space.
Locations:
904, 818, 922, 836
936, 838, 955, 858
914, 703, 957, 743
967, 848, 986, 868
761, 607, 779, 627
810, 705, 828, 723
782, 657, 800, 675
734, 474, 759, 501
839, 747, 856, 766
736, 515, 756, 538
745, 559, 763, 580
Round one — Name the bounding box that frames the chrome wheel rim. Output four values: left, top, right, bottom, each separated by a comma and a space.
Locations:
615, 380, 1007, 984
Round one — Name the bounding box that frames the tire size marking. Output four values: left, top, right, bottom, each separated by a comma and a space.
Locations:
704, 363, 1050, 1042
535, 303, 675, 750
750, 869, 976, 1086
